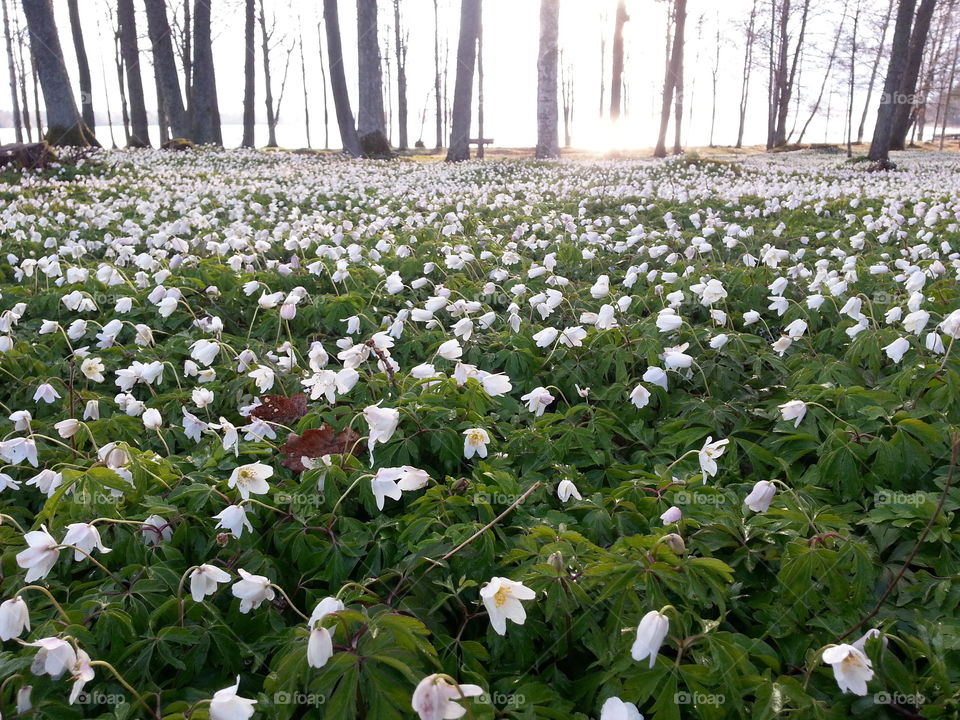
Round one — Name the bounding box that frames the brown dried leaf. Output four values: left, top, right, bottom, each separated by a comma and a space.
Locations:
250, 393, 309, 424
280, 424, 362, 472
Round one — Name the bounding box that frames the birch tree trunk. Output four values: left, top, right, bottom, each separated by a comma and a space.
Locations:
191, 0, 222, 145
66, 0, 94, 131
609, 0, 627, 120
1, 0, 22, 143
242, 0, 256, 147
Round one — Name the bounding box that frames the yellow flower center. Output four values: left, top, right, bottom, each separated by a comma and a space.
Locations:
494, 587, 509, 607
467, 430, 485, 446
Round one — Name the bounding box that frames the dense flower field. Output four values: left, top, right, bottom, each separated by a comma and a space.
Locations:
0, 149, 959, 719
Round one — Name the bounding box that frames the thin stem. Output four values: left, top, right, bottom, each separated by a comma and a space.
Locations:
16, 584, 71, 623
88, 660, 159, 719
268, 583, 311, 622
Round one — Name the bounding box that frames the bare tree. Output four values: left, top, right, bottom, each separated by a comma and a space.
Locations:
144, 0, 189, 139
847, 0, 862, 156
66, 0, 94, 131
22, 0, 96, 145
797, 0, 850, 144
671, 0, 686, 154
242, 0, 256, 147
117, 0, 150, 146
655, 0, 686, 157
393, 0, 408, 150
869, 0, 918, 163
939, 29, 959, 149
299, 30, 311, 148
446, 0, 481, 162
258, 0, 286, 147
767, 0, 810, 148
191, 0, 221, 145
96, 13, 117, 147
536, 0, 559, 159
357, 0, 390, 156
1, 0, 22, 142
889, 0, 937, 148
322, 0, 360, 157
316, 19, 330, 149
914, 0, 955, 141
736, 0, 759, 147
857, 0, 894, 143
433, 0, 442, 148
609, 0, 627, 120
560, 49, 574, 148
598, 8, 607, 118
708, 13, 720, 147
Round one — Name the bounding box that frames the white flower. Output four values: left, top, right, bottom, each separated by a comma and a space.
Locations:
822, 643, 874, 696
643, 366, 668, 390
698, 436, 729, 480
631, 610, 670, 668
629, 384, 651, 408
371, 466, 430, 510
559, 326, 587, 347
662, 343, 693, 370
0, 437, 38, 466
600, 696, 644, 720
213, 504, 254, 537
700, 278, 727, 305
61, 522, 111, 560
783, 319, 807, 338
480, 373, 512, 397
437, 339, 463, 361
463, 428, 490, 459
141, 515, 172, 546
742, 310, 761, 326
520, 386, 554, 417
656, 310, 683, 333
532, 326, 559, 347
0, 596, 30, 641
227, 462, 274, 500
68, 648, 94, 704
939, 309, 960, 339
709, 333, 729, 349
364, 403, 400, 460
32, 383, 60, 404
80, 357, 105, 382
189, 564, 232, 602
16, 525, 60, 582
744, 480, 777, 512
231, 569, 275, 613
557, 479, 581, 503
778, 400, 807, 427
902, 309, 930, 335
142, 408, 163, 430
192, 388, 215, 408
54, 418, 82, 438
209, 676, 257, 720
882, 337, 910, 363
660, 506, 682, 524
248, 366, 275, 393
480, 577, 536, 636
27, 637, 76, 678
412, 674, 485, 720
9, 409, 31, 431
190, 339, 221, 366
307, 597, 345, 669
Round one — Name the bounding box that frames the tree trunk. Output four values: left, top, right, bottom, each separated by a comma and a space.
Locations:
476, 11, 484, 159
671, 0, 686, 155
433, 0, 442, 148
772, 0, 809, 147
112, 11, 130, 143
535, 0, 559, 159
144, 0, 188, 138
117, 0, 149, 146
1, 0, 22, 143
96, 26, 117, 148
66, 0, 94, 131
869, 0, 918, 162
323, 0, 361, 157
847, 1, 861, 157
654, 1, 681, 157
11, 6, 30, 140
609, 0, 627, 120
393, 0, 408, 150
357, 0, 390, 156
709, 16, 720, 147
191, 0, 221, 145
182, 0, 192, 110
21, 0, 97, 146
154, 69, 169, 143
939, 30, 959, 150
858, 0, 894, 143
446, 0, 481, 162
736, 0, 758, 148
259, 0, 277, 146
560, 50, 573, 148
889, 0, 937, 149
300, 30, 311, 148
317, 20, 329, 149
242, 0, 256, 147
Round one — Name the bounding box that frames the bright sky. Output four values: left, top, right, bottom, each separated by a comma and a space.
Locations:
1, 0, 913, 150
